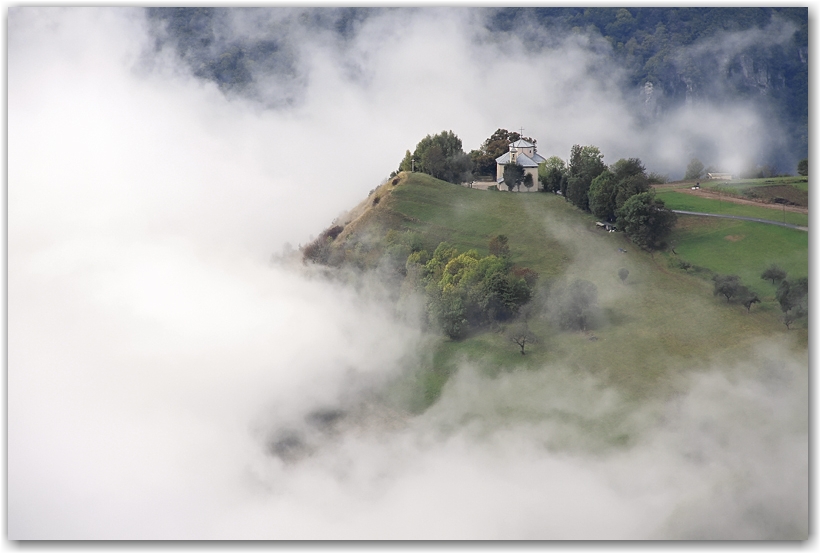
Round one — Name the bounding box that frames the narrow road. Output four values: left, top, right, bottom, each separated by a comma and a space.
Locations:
672, 210, 808, 231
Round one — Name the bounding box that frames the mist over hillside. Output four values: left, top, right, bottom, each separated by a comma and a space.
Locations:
145, 7, 807, 176
8, 8, 808, 540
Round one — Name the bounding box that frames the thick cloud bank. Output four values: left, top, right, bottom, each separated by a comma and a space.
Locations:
8, 8, 807, 539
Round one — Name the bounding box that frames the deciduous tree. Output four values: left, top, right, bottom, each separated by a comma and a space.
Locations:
588, 170, 617, 220
551, 279, 600, 331
566, 145, 606, 211
523, 173, 534, 191
503, 163, 525, 191
539, 157, 568, 194
404, 130, 472, 184
761, 264, 787, 285
712, 274, 741, 302
488, 235, 510, 258
738, 287, 761, 312
776, 277, 808, 315
685, 157, 705, 180
469, 129, 536, 177
616, 192, 677, 251
797, 158, 808, 176
507, 321, 537, 355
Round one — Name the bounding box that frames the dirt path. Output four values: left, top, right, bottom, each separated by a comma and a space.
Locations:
654, 184, 808, 214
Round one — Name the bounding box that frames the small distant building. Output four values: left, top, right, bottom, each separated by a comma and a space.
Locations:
495, 138, 546, 191
707, 172, 733, 180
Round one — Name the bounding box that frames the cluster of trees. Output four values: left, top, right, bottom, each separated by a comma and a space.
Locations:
538, 156, 569, 195
397, 128, 544, 183
398, 131, 473, 184
405, 237, 537, 339
502, 164, 535, 192
409, 239, 605, 346
711, 264, 808, 328
760, 264, 808, 329
540, 145, 676, 251
301, 221, 613, 349
712, 274, 761, 312
776, 277, 808, 329
506, 277, 602, 354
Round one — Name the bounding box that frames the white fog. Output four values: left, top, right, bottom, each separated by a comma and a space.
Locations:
7, 7, 809, 540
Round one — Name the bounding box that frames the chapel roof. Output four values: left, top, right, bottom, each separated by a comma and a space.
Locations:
510, 139, 535, 148
495, 151, 539, 168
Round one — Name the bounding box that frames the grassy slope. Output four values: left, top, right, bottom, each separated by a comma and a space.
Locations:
339, 172, 807, 410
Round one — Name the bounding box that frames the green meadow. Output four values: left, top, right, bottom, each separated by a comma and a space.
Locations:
664, 215, 808, 297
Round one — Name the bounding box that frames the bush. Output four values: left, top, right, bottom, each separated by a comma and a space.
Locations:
550, 279, 600, 331
320, 225, 344, 241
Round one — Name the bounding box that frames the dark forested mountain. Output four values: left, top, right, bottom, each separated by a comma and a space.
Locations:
493, 8, 808, 156
144, 7, 808, 171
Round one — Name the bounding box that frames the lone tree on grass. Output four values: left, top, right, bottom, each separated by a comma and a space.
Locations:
507, 321, 537, 355
713, 274, 741, 302
618, 268, 629, 283
761, 264, 787, 285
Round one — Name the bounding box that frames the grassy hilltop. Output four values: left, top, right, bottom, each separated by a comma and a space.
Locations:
319, 171, 807, 412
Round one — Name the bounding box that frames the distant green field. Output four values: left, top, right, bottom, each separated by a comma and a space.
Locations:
701, 176, 808, 191
665, 215, 808, 297
692, 176, 808, 206
364, 173, 806, 411
655, 190, 808, 227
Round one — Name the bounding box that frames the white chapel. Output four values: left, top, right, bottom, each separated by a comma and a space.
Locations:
495, 138, 546, 191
